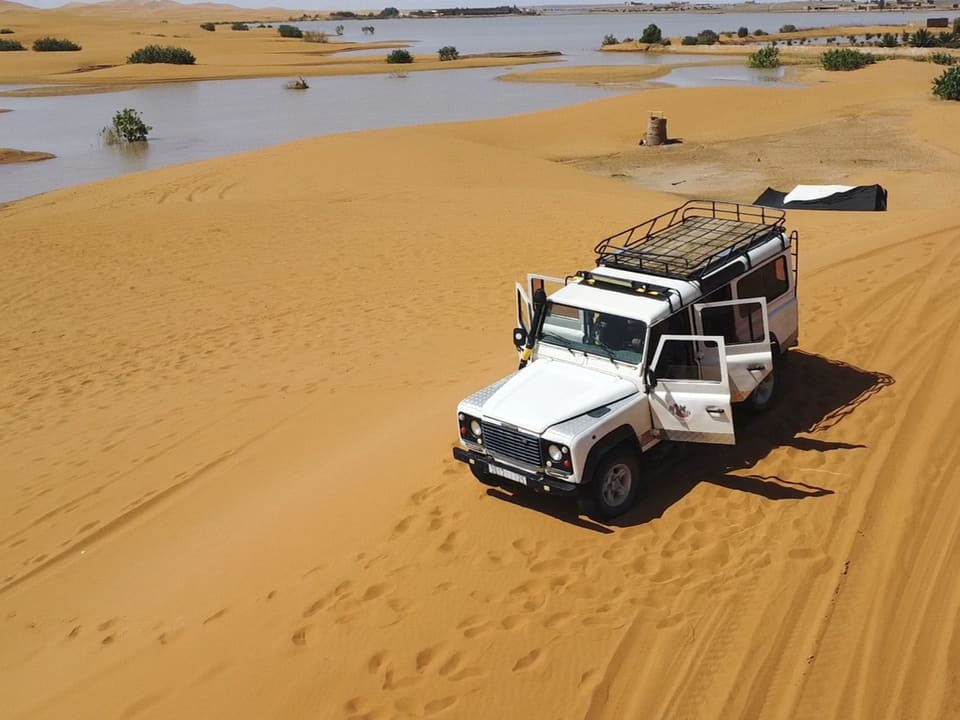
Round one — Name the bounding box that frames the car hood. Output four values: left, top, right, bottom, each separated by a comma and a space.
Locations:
481, 359, 638, 434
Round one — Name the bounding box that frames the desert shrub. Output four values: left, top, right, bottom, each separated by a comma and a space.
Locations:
754, 29, 768, 37
438, 45, 458, 61
278, 24, 303, 38
200, 22, 215, 31
696, 29, 719, 45
933, 65, 960, 99
881, 33, 898, 47
601, 33, 618, 46
303, 31, 327, 43
102, 108, 151, 143
779, 24, 797, 33
32, 36, 81, 51
386, 48, 413, 63
748, 44, 780, 68
0, 27, 13, 34
640, 23, 662, 43
929, 51, 957, 65
127, 45, 196, 64
285, 76, 309, 89
231, 22, 249, 31
910, 28, 934, 47
821, 48, 876, 71
0, 38, 25, 50
681, 35, 698, 46
737, 26, 749, 38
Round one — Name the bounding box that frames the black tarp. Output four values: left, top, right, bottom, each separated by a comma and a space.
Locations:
754, 184, 887, 211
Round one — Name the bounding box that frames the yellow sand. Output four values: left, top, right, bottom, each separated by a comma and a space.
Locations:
0, 147, 55, 162
3, 13, 960, 720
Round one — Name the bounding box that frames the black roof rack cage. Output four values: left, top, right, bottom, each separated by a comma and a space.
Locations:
593, 200, 787, 281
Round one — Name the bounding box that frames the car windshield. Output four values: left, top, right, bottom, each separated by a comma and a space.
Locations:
539, 302, 646, 365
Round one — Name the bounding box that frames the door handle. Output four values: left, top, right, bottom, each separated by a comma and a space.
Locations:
706, 406, 726, 415
748, 365, 766, 372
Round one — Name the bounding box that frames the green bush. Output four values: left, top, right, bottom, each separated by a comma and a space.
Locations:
748, 44, 780, 68
200, 22, 215, 32
231, 22, 249, 31
696, 29, 719, 45
32, 36, 81, 51
438, 45, 458, 61
127, 45, 196, 64
601, 33, 618, 46
933, 65, 960, 100
277, 24, 303, 38
737, 26, 749, 38
821, 48, 876, 71
303, 31, 327, 43
0, 38, 25, 50
910, 28, 934, 47
386, 48, 412, 63
929, 51, 957, 65
754, 29, 768, 37
103, 108, 152, 143
881, 33, 898, 48
681, 35, 698, 46
640, 23, 662, 43
779, 24, 797, 33
0, 27, 13, 34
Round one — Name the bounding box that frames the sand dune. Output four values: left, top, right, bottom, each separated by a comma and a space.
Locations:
2, 52, 960, 720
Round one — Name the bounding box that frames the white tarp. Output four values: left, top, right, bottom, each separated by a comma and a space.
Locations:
783, 185, 856, 204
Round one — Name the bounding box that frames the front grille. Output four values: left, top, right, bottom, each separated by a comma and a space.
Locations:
481, 421, 542, 467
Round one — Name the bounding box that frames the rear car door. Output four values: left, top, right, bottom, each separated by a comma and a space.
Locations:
694, 297, 773, 402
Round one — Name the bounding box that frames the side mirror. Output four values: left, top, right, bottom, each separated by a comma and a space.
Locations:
513, 327, 528, 350
644, 366, 658, 392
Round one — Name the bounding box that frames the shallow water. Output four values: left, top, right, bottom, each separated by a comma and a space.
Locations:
0, 9, 952, 203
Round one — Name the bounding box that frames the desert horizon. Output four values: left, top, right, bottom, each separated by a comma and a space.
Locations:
3, 2, 960, 719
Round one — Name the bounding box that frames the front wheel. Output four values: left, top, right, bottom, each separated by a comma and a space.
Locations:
579, 449, 641, 521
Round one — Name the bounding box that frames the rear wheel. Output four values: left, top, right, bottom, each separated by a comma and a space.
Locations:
743, 343, 781, 414
579, 449, 641, 521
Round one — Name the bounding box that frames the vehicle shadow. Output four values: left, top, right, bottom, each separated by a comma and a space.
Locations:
485, 350, 894, 532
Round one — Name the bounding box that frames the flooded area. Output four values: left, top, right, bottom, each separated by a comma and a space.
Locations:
0, 9, 949, 203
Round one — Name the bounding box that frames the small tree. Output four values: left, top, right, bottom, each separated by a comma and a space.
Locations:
601, 33, 618, 46
748, 44, 780, 68
128, 45, 196, 64
200, 22, 215, 31
779, 24, 797, 33
881, 33, 898, 48
737, 26, 749, 38
438, 45, 458, 61
0, 38, 25, 50
104, 108, 151, 143
231, 22, 249, 31
681, 35, 698, 46
933, 65, 960, 99
696, 29, 719, 45
640, 24, 662, 43
386, 48, 413, 63
0, 27, 14, 33
910, 28, 934, 47
32, 36, 81, 51
754, 29, 768, 37
278, 24, 303, 38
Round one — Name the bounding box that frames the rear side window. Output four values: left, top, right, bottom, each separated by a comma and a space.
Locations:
737, 256, 789, 304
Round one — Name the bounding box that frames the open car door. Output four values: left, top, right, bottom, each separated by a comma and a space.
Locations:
649, 334, 735, 445
694, 297, 774, 402
528, 274, 567, 304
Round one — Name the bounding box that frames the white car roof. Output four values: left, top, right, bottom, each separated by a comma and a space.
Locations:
549, 273, 699, 325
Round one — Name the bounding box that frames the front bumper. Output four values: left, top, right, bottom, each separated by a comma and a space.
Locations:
452, 447, 580, 497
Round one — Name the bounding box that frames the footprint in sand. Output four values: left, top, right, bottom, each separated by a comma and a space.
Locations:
512, 648, 542, 672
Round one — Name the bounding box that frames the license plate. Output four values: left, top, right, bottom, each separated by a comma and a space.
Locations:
488, 464, 527, 486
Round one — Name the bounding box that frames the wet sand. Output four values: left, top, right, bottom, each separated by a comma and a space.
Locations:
2, 16, 960, 720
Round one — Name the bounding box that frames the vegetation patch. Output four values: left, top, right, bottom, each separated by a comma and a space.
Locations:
0, 28, 14, 34
33, 37, 82, 51
601, 34, 618, 46
101, 108, 151, 144
302, 31, 327, 43
933, 65, 960, 100
127, 45, 196, 65
748, 44, 780, 69
200, 22, 215, 32
821, 48, 877, 71
386, 49, 413, 64
231, 22, 249, 31
438, 45, 459, 61
278, 24, 303, 38
0, 38, 25, 51
928, 51, 957, 66
640, 24, 662, 44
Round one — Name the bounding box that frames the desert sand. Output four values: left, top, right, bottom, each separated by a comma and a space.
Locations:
3, 15, 960, 720
0, 147, 55, 162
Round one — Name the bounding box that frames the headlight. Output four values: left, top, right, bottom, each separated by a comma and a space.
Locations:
470, 419, 482, 437
548, 444, 563, 462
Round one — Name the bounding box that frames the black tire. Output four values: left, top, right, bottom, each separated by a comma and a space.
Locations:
578, 448, 641, 521
470, 463, 499, 487
743, 343, 781, 415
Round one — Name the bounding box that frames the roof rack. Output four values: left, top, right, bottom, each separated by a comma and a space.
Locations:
570, 270, 684, 314
594, 200, 787, 281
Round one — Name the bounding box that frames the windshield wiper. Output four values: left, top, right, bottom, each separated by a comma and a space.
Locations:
540, 332, 578, 357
